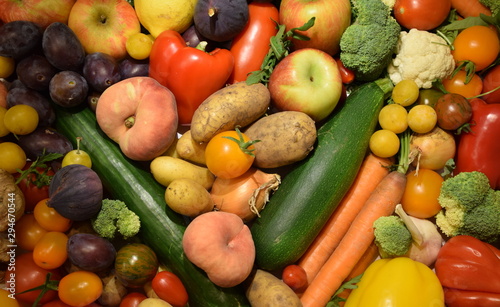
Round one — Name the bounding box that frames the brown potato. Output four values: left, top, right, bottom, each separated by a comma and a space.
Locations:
245, 269, 302, 307
244, 111, 317, 169
175, 130, 207, 165
190, 82, 271, 144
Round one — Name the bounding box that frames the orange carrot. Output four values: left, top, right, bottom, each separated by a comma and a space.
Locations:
336, 242, 380, 306
297, 153, 391, 285
299, 170, 407, 307
451, 0, 491, 18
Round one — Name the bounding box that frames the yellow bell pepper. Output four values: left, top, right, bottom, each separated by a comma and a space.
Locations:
345, 257, 444, 307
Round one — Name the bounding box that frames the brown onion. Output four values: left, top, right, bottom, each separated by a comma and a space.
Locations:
210, 168, 281, 222
410, 126, 456, 171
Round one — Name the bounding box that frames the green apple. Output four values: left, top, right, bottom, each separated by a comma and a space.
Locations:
0, 0, 75, 28
268, 48, 343, 122
68, 0, 141, 60
279, 0, 351, 56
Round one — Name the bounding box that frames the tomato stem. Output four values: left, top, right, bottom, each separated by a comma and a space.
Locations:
222, 126, 261, 157
15, 273, 59, 307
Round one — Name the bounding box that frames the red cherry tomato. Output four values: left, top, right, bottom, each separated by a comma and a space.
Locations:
15, 161, 55, 212
282, 264, 308, 292
5, 252, 62, 304
394, 0, 451, 30
119, 292, 148, 307
151, 271, 188, 307
482, 64, 500, 104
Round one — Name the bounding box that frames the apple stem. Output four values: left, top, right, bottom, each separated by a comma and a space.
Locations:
75, 137, 82, 154
125, 116, 135, 128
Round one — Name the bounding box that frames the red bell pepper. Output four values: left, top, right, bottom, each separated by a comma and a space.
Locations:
149, 30, 234, 125
454, 98, 500, 189
435, 235, 500, 307
227, 1, 279, 84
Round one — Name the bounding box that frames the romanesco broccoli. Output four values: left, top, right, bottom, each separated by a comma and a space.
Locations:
435, 171, 500, 243
91, 198, 141, 239
339, 0, 401, 81
480, 0, 499, 16
373, 215, 412, 258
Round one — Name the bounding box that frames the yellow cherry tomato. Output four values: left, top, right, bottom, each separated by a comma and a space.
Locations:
3, 104, 39, 135
0, 106, 10, 137
0, 56, 15, 78
0, 142, 27, 173
369, 130, 400, 158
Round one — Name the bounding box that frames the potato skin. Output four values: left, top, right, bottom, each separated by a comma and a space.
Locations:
190, 82, 271, 144
245, 269, 302, 307
244, 111, 317, 168
175, 130, 207, 165
150, 156, 215, 189
165, 178, 215, 217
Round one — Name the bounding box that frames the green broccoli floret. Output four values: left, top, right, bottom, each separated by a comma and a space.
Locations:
435, 171, 500, 243
480, 0, 499, 16
91, 198, 141, 239
339, 0, 401, 81
373, 215, 412, 258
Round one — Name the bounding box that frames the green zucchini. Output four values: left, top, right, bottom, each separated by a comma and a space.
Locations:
54, 105, 250, 307
250, 78, 394, 271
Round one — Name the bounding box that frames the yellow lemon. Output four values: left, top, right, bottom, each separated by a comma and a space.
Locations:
134, 0, 197, 38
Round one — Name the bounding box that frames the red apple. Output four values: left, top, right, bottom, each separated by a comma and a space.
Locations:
0, 0, 75, 28
268, 48, 343, 122
279, 0, 351, 56
68, 0, 141, 60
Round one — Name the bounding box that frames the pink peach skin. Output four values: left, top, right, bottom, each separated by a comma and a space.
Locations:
96, 76, 178, 161
0, 0, 76, 28
182, 211, 256, 288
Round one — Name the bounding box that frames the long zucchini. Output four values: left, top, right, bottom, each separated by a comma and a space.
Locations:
54, 105, 250, 307
250, 78, 394, 271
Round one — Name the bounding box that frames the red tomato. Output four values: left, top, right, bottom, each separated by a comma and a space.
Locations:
394, 0, 451, 30
282, 264, 308, 292
482, 64, 500, 103
228, 1, 279, 84
15, 161, 55, 212
119, 292, 147, 307
151, 271, 189, 307
452, 25, 500, 71
5, 252, 62, 304
442, 70, 483, 98
58, 271, 103, 307
401, 169, 444, 218
205, 129, 257, 179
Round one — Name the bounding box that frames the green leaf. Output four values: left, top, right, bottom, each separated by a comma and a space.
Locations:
326, 274, 364, 307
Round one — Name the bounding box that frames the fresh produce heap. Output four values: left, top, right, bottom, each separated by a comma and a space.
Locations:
0, 0, 500, 306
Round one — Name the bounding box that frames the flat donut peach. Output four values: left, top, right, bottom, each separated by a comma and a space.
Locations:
96, 76, 178, 161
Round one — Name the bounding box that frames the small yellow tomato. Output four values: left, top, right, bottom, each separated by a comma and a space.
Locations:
369, 129, 400, 158
0, 106, 10, 137
126, 33, 154, 60
3, 104, 39, 135
0, 142, 27, 173
392, 79, 419, 107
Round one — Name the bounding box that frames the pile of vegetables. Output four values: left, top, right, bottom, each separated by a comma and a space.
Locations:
0, 0, 500, 307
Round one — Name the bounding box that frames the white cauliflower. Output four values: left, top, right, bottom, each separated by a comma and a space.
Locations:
387, 29, 455, 89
